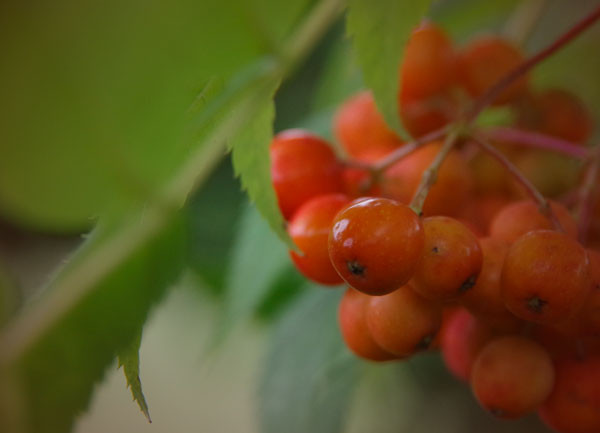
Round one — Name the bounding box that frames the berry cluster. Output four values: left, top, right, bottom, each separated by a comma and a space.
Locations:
270, 20, 600, 433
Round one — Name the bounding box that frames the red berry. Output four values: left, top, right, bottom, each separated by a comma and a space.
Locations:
440, 308, 492, 382
334, 91, 403, 160
471, 336, 554, 418
270, 129, 343, 220
457, 36, 528, 105
539, 356, 600, 433
400, 21, 456, 100
501, 230, 591, 324
288, 194, 350, 285
411, 216, 483, 301
366, 284, 441, 357
328, 197, 424, 296
490, 199, 578, 243
338, 288, 396, 362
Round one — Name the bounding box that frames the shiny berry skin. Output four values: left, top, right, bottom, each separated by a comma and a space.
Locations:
288, 194, 350, 285
383, 141, 473, 217
334, 91, 403, 160
366, 284, 441, 357
457, 36, 528, 105
539, 356, 600, 433
501, 230, 591, 325
471, 336, 554, 418
490, 199, 578, 243
328, 197, 424, 296
411, 216, 483, 301
338, 288, 396, 362
440, 308, 492, 382
270, 129, 343, 220
400, 21, 456, 100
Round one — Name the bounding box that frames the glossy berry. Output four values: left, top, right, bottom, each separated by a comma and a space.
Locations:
270, 129, 343, 220
334, 91, 403, 160
501, 230, 591, 324
440, 308, 492, 382
341, 148, 388, 198
383, 141, 473, 217
490, 199, 578, 243
539, 356, 600, 433
366, 284, 441, 357
411, 216, 483, 301
288, 194, 350, 285
328, 197, 424, 296
471, 336, 554, 418
400, 21, 456, 100
338, 288, 396, 362
518, 88, 593, 143
457, 36, 528, 105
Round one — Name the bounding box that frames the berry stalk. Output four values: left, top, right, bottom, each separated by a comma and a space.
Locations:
409, 128, 460, 216
469, 134, 564, 232
483, 126, 590, 159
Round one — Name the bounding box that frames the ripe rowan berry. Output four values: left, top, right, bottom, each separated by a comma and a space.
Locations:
517, 88, 593, 143
338, 287, 396, 362
471, 336, 554, 418
539, 355, 600, 433
457, 36, 528, 104
490, 199, 578, 243
400, 21, 456, 100
440, 308, 492, 382
411, 216, 483, 301
399, 90, 458, 138
334, 91, 403, 160
328, 197, 424, 296
270, 129, 343, 220
288, 194, 350, 285
501, 230, 591, 324
366, 284, 441, 357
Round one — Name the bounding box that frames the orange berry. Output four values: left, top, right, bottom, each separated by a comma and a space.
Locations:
471, 336, 554, 418
366, 284, 441, 357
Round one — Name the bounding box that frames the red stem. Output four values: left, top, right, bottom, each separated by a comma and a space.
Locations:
483, 127, 590, 159
576, 145, 600, 243
469, 134, 563, 232
467, 5, 600, 121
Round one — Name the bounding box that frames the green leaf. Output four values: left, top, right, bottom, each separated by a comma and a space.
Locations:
230, 79, 294, 248
185, 160, 245, 294
0, 215, 185, 433
117, 331, 151, 423
346, 0, 433, 139
0, 264, 20, 326
214, 205, 292, 342
260, 287, 360, 433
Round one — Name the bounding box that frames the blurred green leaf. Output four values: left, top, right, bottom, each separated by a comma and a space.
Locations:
260, 287, 359, 433
230, 81, 295, 248
346, 0, 432, 139
0, 0, 312, 233
256, 266, 306, 321
185, 160, 245, 294
0, 216, 185, 433
117, 331, 151, 423
216, 205, 292, 341
0, 264, 19, 326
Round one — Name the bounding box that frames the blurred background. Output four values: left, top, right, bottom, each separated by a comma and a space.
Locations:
1, 0, 599, 432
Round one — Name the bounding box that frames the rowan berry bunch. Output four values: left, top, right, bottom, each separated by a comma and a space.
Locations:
270, 15, 600, 433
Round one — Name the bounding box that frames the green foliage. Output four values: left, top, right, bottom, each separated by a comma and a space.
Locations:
0, 217, 185, 433
230, 79, 294, 248
117, 331, 151, 423
260, 287, 359, 433
346, 0, 433, 138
